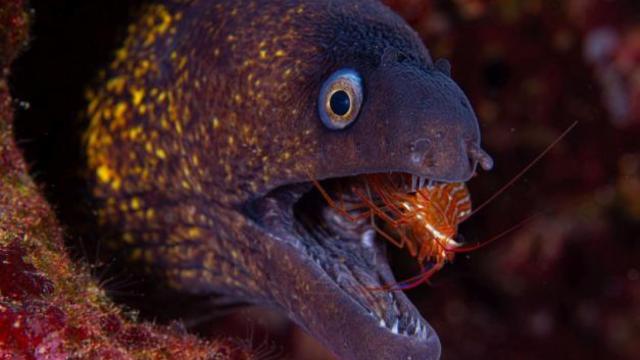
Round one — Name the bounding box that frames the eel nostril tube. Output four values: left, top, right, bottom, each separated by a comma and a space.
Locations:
468, 143, 494, 171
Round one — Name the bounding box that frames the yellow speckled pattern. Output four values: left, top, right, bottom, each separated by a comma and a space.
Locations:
84, 0, 430, 296
84, 0, 332, 294
87, 1, 320, 204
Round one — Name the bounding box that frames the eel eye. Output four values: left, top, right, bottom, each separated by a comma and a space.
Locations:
318, 68, 363, 130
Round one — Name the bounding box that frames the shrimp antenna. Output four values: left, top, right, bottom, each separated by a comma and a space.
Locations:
470, 121, 578, 217
445, 212, 540, 253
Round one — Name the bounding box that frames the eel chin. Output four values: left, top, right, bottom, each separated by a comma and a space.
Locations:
246, 175, 442, 360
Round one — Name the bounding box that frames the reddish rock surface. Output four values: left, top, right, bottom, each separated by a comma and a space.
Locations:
0, 1, 252, 359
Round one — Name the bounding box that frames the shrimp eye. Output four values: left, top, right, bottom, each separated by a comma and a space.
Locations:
318, 68, 363, 130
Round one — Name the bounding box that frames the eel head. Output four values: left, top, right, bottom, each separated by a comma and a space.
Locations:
85, 1, 494, 359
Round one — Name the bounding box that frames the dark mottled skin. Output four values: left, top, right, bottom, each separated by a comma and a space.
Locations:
85, 0, 492, 359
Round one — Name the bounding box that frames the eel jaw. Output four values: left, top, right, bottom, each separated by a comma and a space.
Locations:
245, 178, 442, 360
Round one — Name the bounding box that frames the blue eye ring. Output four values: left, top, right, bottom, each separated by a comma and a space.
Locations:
318, 68, 364, 130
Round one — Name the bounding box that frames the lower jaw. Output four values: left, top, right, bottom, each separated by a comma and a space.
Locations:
258, 219, 442, 360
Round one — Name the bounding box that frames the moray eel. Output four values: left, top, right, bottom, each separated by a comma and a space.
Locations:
85, 0, 493, 359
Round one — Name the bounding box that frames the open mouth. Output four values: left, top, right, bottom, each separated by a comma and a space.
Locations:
245, 172, 444, 342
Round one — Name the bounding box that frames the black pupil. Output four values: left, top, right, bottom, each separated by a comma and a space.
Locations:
330, 90, 351, 116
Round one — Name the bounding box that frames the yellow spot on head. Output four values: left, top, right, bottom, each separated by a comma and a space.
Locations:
114, 102, 128, 118
146, 208, 155, 220
111, 178, 122, 191
156, 6, 173, 34
127, 126, 143, 140
130, 88, 145, 106
156, 148, 167, 159
106, 77, 127, 94
101, 107, 112, 120
178, 56, 188, 70
131, 197, 141, 210
212, 117, 220, 129
143, 33, 157, 47
116, 48, 128, 62
97, 165, 113, 183
188, 227, 201, 238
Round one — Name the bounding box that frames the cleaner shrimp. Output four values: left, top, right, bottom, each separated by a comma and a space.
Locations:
312, 122, 578, 290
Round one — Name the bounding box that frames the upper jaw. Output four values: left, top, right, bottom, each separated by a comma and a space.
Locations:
245, 180, 442, 359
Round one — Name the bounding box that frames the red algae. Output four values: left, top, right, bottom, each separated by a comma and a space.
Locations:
0, 242, 54, 301
0, 301, 67, 359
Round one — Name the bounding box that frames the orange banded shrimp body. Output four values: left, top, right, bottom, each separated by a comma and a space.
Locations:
313, 175, 475, 290
364, 177, 474, 287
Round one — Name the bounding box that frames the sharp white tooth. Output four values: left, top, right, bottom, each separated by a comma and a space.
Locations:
361, 229, 374, 248
391, 319, 399, 334
379, 319, 387, 328
419, 176, 426, 189
411, 175, 417, 192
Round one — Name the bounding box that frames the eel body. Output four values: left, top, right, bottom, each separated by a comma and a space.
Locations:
85, 1, 493, 358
